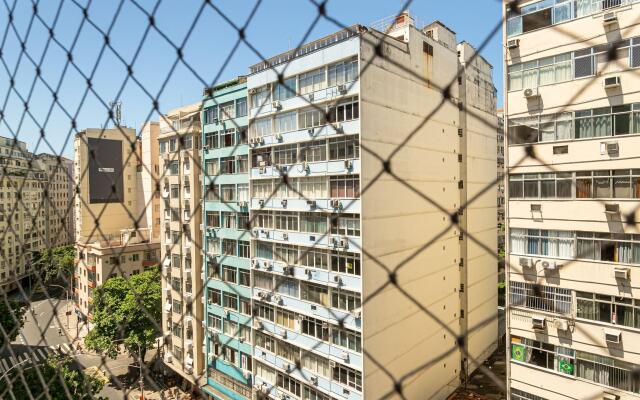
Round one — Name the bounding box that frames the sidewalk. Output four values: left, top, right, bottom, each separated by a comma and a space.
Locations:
54, 300, 92, 350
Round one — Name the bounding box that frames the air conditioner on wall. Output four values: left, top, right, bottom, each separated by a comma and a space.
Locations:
604, 203, 620, 213
506, 39, 520, 49
541, 260, 556, 270
338, 84, 347, 94
272, 100, 281, 109
531, 316, 546, 330
603, 12, 618, 25
553, 319, 569, 331
523, 87, 539, 98
604, 329, 622, 344
603, 76, 621, 89
613, 267, 630, 280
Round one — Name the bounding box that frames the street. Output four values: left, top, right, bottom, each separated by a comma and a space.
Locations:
3, 290, 163, 399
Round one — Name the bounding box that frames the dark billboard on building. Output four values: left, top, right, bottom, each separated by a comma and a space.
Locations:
87, 137, 124, 204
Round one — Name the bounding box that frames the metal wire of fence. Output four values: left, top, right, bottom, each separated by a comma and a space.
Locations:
0, 0, 638, 399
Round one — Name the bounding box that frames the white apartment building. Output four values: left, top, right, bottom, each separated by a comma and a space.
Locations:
504, 1, 640, 399
245, 13, 497, 400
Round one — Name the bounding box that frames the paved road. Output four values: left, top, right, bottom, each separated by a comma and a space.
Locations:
3, 293, 162, 399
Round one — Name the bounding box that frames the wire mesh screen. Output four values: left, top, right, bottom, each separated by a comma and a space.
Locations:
0, 0, 638, 399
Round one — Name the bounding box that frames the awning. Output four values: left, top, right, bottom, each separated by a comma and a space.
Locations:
165, 302, 172, 312
163, 258, 171, 267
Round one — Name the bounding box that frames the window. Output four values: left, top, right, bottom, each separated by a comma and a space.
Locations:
221, 212, 237, 229
276, 308, 297, 330
220, 128, 236, 147
256, 241, 274, 259
329, 136, 359, 160
277, 372, 301, 397
238, 213, 249, 230
253, 180, 273, 199
250, 85, 270, 109
301, 282, 329, 306
299, 67, 326, 95
331, 214, 360, 236
576, 232, 640, 264
172, 322, 182, 338
273, 144, 297, 165
240, 297, 251, 315
223, 266, 236, 284
331, 327, 361, 352
255, 302, 275, 321
331, 251, 361, 275
510, 281, 572, 314
332, 363, 362, 391
274, 243, 298, 265
220, 156, 236, 174
238, 241, 250, 258
298, 107, 325, 130
223, 292, 238, 310
236, 155, 248, 173
235, 97, 247, 117
204, 159, 218, 176
276, 277, 299, 298
300, 212, 327, 234
577, 291, 640, 329
168, 161, 179, 175
277, 340, 299, 362
301, 316, 329, 340
328, 97, 359, 123
303, 387, 331, 400
509, 228, 575, 259
208, 288, 221, 306
172, 299, 182, 314
508, 52, 572, 90
512, 389, 547, 400
299, 176, 327, 198
300, 140, 326, 162
273, 78, 296, 101
328, 57, 358, 87
251, 117, 272, 138
204, 106, 218, 124
254, 271, 274, 291
207, 313, 222, 331
302, 351, 330, 378
256, 361, 276, 384
255, 331, 276, 352
331, 289, 361, 311
274, 212, 299, 231
204, 131, 218, 148
221, 185, 236, 202
218, 101, 235, 120
239, 269, 250, 286
237, 184, 249, 202
222, 239, 237, 256
301, 248, 329, 270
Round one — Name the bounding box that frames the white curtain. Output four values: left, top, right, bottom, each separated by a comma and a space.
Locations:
511, 228, 527, 254
576, 0, 595, 17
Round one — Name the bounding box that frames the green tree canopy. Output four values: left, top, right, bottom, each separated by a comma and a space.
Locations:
32, 245, 75, 284
84, 267, 161, 363
0, 353, 106, 400
0, 299, 26, 348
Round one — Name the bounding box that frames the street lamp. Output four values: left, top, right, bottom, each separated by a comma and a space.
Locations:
113, 339, 145, 399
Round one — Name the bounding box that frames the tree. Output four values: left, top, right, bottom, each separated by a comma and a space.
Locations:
0, 353, 107, 400
0, 300, 26, 348
32, 245, 75, 284
84, 267, 161, 364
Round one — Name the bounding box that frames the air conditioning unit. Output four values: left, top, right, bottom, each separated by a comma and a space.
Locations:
604, 329, 621, 344
248, 88, 257, 94
309, 376, 318, 385
275, 132, 283, 141
344, 160, 353, 170
531, 316, 546, 330
258, 292, 267, 300
340, 351, 349, 361
330, 199, 341, 209
308, 93, 314, 101
164, 354, 173, 363
259, 199, 265, 208
242, 370, 250, 379
264, 262, 273, 271
339, 237, 348, 248
338, 84, 347, 94
281, 199, 288, 207
523, 87, 539, 99
530, 204, 542, 212
605, 141, 619, 154
203, 144, 209, 151
334, 275, 343, 285
283, 266, 293, 276
613, 267, 630, 280
272, 100, 281, 109
283, 232, 289, 240
541, 260, 556, 270
307, 128, 314, 135
604, 203, 620, 214
603, 12, 618, 25
252, 259, 259, 269
307, 200, 316, 208
253, 320, 263, 330
519, 257, 531, 268
304, 268, 312, 277
506, 39, 520, 49
603, 76, 621, 89
332, 122, 343, 132
553, 319, 569, 331
603, 392, 620, 400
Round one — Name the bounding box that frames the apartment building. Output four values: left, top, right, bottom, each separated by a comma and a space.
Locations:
503, 1, 640, 399
236, 13, 497, 400
158, 104, 205, 391
0, 137, 46, 291
74, 127, 160, 319
199, 77, 252, 400
36, 153, 73, 248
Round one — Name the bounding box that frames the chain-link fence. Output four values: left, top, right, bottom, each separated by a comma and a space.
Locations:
0, 0, 639, 399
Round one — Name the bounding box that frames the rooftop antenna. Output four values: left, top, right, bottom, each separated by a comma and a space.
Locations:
109, 101, 122, 127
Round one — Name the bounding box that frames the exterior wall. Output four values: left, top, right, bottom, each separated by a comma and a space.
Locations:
74, 127, 139, 241
200, 79, 252, 400
359, 27, 463, 400
0, 136, 71, 291
457, 41, 499, 372
504, 1, 640, 399
158, 103, 205, 388
139, 122, 161, 240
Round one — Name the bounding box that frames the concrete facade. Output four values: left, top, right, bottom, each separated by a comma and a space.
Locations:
159, 104, 205, 389
241, 14, 497, 400
504, 1, 640, 399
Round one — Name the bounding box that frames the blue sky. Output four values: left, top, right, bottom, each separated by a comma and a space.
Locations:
0, 0, 503, 158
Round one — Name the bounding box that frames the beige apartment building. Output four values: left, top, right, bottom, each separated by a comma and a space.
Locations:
0, 136, 73, 291
504, 1, 640, 399
74, 127, 160, 318
158, 104, 205, 390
